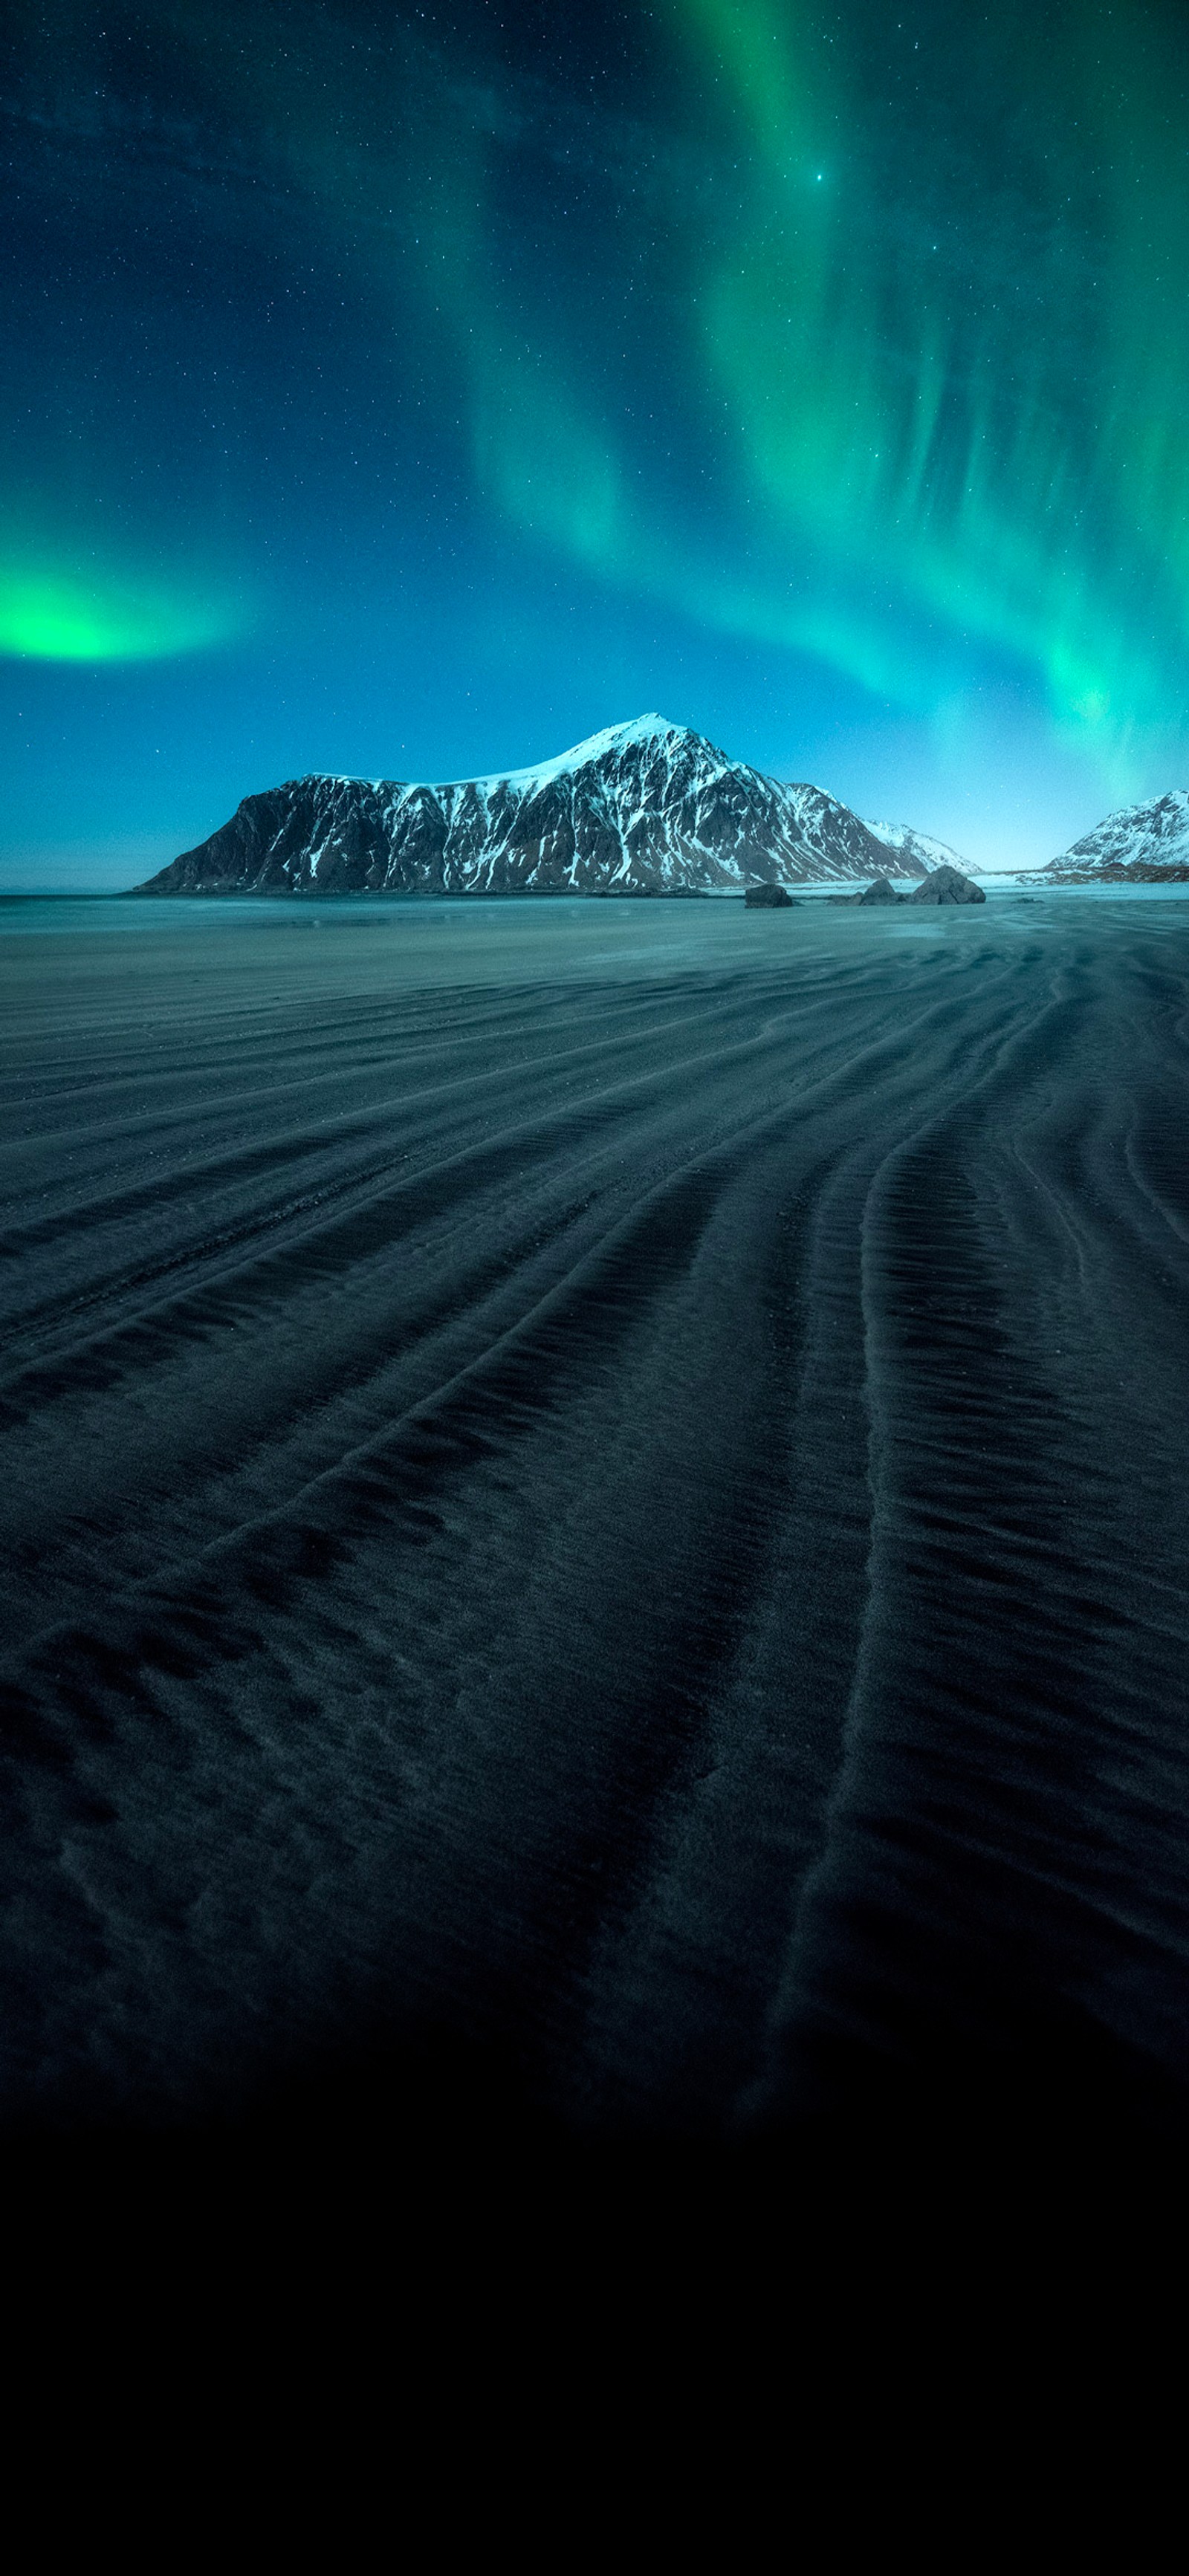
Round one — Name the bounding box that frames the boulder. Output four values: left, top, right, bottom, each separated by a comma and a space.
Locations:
828, 875, 905, 905
745, 881, 797, 907
910, 863, 985, 905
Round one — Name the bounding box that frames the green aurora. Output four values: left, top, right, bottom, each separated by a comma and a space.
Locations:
455, 0, 1189, 791
4, 1, 1189, 866
0, 565, 240, 663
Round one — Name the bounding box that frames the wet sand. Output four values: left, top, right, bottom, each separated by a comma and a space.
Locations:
1, 892, 1188, 2140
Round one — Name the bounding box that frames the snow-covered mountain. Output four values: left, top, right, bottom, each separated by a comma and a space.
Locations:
1042, 791, 1189, 880
864, 820, 965, 875
136, 716, 930, 897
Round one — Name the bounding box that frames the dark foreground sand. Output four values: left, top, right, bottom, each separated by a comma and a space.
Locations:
1, 892, 1188, 2143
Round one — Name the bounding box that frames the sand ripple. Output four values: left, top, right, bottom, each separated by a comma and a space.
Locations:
1, 898, 1187, 2135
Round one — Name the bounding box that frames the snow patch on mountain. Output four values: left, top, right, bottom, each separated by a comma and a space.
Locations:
438, 713, 692, 794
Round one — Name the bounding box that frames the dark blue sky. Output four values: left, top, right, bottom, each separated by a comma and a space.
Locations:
4, 0, 1189, 882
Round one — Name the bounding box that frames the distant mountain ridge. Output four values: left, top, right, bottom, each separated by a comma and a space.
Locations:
863, 819, 967, 875
135, 715, 933, 897
1042, 791, 1189, 881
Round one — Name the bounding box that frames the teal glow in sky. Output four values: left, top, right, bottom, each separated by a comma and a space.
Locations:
0, 558, 242, 662
3, 0, 1189, 878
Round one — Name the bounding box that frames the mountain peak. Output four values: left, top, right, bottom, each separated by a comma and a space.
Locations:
574, 712, 687, 753
438, 712, 716, 794
1046, 788, 1189, 879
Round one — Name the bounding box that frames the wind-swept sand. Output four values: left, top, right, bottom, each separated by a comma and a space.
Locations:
1, 892, 1188, 2138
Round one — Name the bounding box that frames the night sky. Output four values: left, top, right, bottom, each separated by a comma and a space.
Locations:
4, 1, 1189, 883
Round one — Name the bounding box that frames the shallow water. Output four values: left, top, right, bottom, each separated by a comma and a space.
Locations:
1, 892, 1188, 2135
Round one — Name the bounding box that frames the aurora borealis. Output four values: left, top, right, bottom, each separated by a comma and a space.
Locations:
4, 0, 1189, 879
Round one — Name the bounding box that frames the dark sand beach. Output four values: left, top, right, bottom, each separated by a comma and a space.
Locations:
2, 891, 1188, 2144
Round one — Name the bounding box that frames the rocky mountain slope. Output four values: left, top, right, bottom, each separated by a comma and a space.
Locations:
135, 715, 930, 896
1042, 791, 1189, 881
863, 819, 965, 874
